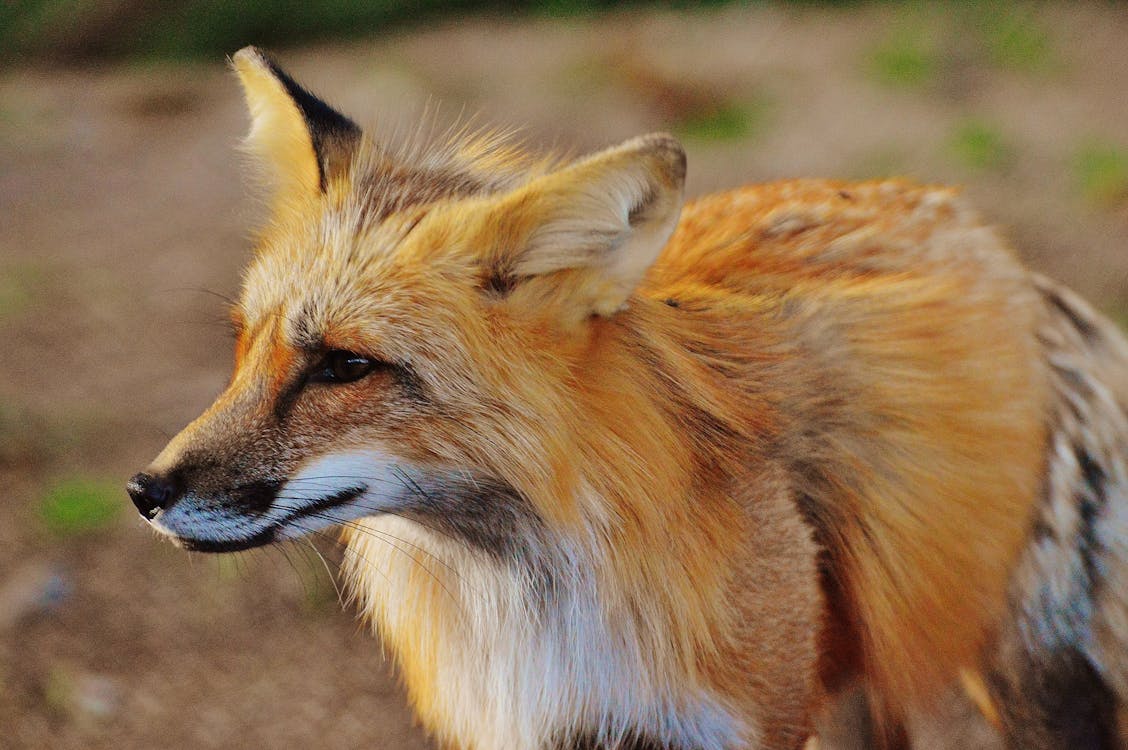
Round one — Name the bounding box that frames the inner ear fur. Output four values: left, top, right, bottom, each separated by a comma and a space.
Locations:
486, 133, 687, 319
231, 46, 361, 207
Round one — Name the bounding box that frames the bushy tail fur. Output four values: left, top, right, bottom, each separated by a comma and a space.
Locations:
984, 276, 1128, 748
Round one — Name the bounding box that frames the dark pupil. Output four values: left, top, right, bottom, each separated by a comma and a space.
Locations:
328, 351, 373, 382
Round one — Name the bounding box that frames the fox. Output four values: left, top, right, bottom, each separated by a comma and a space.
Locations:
127, 46, 1128, 750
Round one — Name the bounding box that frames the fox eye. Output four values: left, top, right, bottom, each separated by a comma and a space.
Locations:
310, 350, 379, 384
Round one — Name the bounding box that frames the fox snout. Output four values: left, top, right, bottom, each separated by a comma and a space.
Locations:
125, 449, 289, 551
126, 469, 282, 521
126, 471, 181, 520
126, 378, 415, 552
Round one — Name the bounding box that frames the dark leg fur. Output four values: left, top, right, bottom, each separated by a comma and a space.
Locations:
988, 644, 1118, 749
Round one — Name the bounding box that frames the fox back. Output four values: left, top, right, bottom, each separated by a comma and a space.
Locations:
128, 48, 1128, 750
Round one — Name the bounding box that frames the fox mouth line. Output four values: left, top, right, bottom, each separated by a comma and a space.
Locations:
177, 485, 367, 553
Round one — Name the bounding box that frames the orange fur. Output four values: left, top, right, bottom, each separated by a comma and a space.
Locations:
648, 181, 1047, 709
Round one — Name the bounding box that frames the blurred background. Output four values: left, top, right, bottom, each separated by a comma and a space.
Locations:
1, 1, 1126, 748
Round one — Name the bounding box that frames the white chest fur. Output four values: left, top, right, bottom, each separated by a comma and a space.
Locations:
341, 515, 748, 750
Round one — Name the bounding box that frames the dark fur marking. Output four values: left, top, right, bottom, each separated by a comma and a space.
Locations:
181, 526, 277, 553
989, 647, 1118, 749
391, 361, 428, 403
1077, 494, 1102, 597
353, 165, 488, 231
1077, 447, 1107, 497
284, 485, 366, 525
231, 478, 283, 515
681, 401, 743, 451
793, 490, 826, 533
396, 472, 549, 571
837, 190, 854, 201
815, 548, 866, 692
483, 268, 518, 297
273, 376, 307, 422
261, 54, 361, 192
1075, 446, 1108, 598
1032, 517, 1056, 541
287, 307, 324, 353
1044, 287, 1099, 343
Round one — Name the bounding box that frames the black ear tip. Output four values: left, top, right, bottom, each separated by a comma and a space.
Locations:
231, 44, 362, 193
242, 50, 361, 137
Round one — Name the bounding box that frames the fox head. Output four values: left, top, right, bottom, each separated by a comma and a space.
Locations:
127, 47, 687, 554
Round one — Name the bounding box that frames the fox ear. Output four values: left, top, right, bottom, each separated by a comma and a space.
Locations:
231, 46, 361, 207
487, 134, 686, 320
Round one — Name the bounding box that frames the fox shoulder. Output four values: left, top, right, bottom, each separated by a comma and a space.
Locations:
645, 178, 1051, 709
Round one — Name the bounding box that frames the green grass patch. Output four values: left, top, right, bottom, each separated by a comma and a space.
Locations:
972, 2, 1055, 73
866, 24, 938, 89
673, 98, 769, 143
39, 478, 122, 537
1074, 139, 1128, 208
947, 118, 1010, 172
865, 2, 1058, 92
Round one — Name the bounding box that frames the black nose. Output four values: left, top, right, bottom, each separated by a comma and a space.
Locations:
126, 472, 181, 520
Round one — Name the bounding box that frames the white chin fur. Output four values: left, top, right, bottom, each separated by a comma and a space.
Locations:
268, 449, 408, 537
150, 501, 263, 543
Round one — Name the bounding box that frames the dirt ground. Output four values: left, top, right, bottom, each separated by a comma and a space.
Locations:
1, 3, 1126, 748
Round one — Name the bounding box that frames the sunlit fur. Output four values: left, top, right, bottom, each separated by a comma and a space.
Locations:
138, 48, 1128, 750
